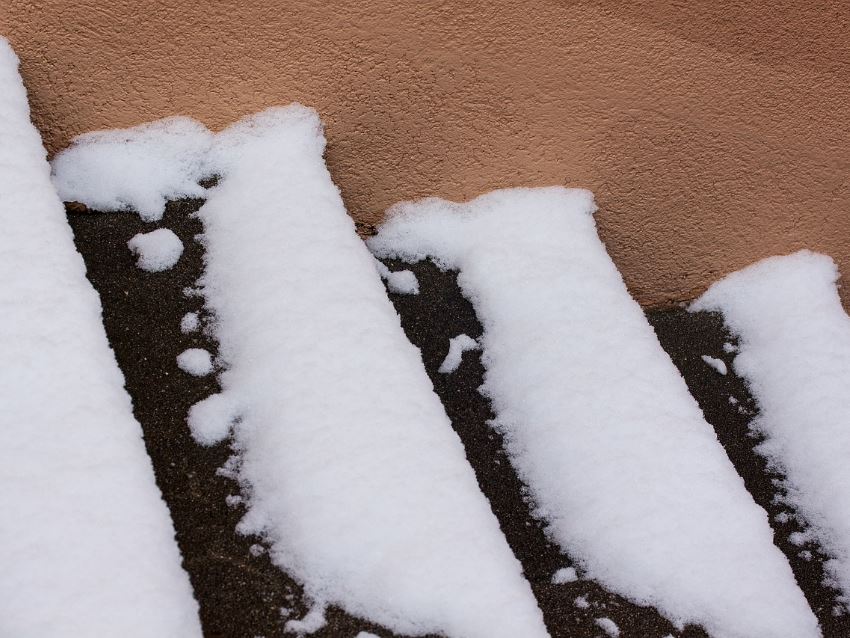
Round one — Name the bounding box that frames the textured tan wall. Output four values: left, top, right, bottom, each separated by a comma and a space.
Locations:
3, 0, 849, 308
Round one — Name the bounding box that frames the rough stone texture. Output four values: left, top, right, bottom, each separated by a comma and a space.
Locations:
3, 0, 850, 307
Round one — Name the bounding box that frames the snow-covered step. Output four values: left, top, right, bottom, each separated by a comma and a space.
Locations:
380, 258, 712, 637
0, 37, 202, 638
650, 302, 850, 635
370, 187, 820, 638
54, 107, 549, 637
192, 108, 548, 637
52, 108, 551, 636
693, 251, 850, 616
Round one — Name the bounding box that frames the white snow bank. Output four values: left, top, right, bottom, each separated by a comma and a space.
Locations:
51, 116, 213, 221
369, 187, 819, 638
0, 37, 201, 638
177, 348, 214, 376
189, 106, 547, 637
127, 228, 184, 272
701, 355, 728, 375
693, 250, 850, 611
438, 333, 479, 374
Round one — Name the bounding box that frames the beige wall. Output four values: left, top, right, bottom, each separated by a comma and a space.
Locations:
3, 0, 849, 308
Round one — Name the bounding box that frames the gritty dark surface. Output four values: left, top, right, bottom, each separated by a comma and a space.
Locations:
68, 199, 408, 638
382, 259, 708, 638
67, 198, 842, 638
649, 309, 850, 636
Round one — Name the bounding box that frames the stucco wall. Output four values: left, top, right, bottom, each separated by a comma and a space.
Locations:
3, 0, 849, 307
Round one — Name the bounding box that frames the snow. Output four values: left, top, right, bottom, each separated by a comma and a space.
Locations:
181, 311, 200, 333
284, 602, 327, 635
127, 228, 184, 272
789, 531, 811, 547
51, 116, 213, 221
186, 107, 547, 637
187, 392, 238, 446
574, 596, 590, 609
374, 258, 419, 294
701, 355, 728, 375
370, 187, 819, 638
595, 617, 620, 637
438, 333, 479, 373
0, 37, 201, 637
551, 567, 578, 584
693, 249, 850, 611
177, 347, 214, 376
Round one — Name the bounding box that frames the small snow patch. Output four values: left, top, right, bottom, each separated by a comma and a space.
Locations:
789, 531, 810, 547
701, 355, 728, 375
217, 453, 240, 480
374, 259, 419, 295
551, 567, 578, 584
187, 393, 238, 446
249, 544, 265, 557
127, 228, 184, 272
438, 333, 479, 374
595, 617, 620, 637
283, 602, 327, 635
177, 348, 213, 376
574, 596, 590, 609
51, 117, 213, 221
180, 311, 200, 334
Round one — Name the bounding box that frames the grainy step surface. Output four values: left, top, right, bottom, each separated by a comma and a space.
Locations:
68, 199, 403, 638
67, 198, 840, 637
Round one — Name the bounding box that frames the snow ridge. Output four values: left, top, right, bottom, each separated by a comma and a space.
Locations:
693, 250, 850, 612
187, 107, 548, 637
0, 37, 201, 638
369, 187, 820, 638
